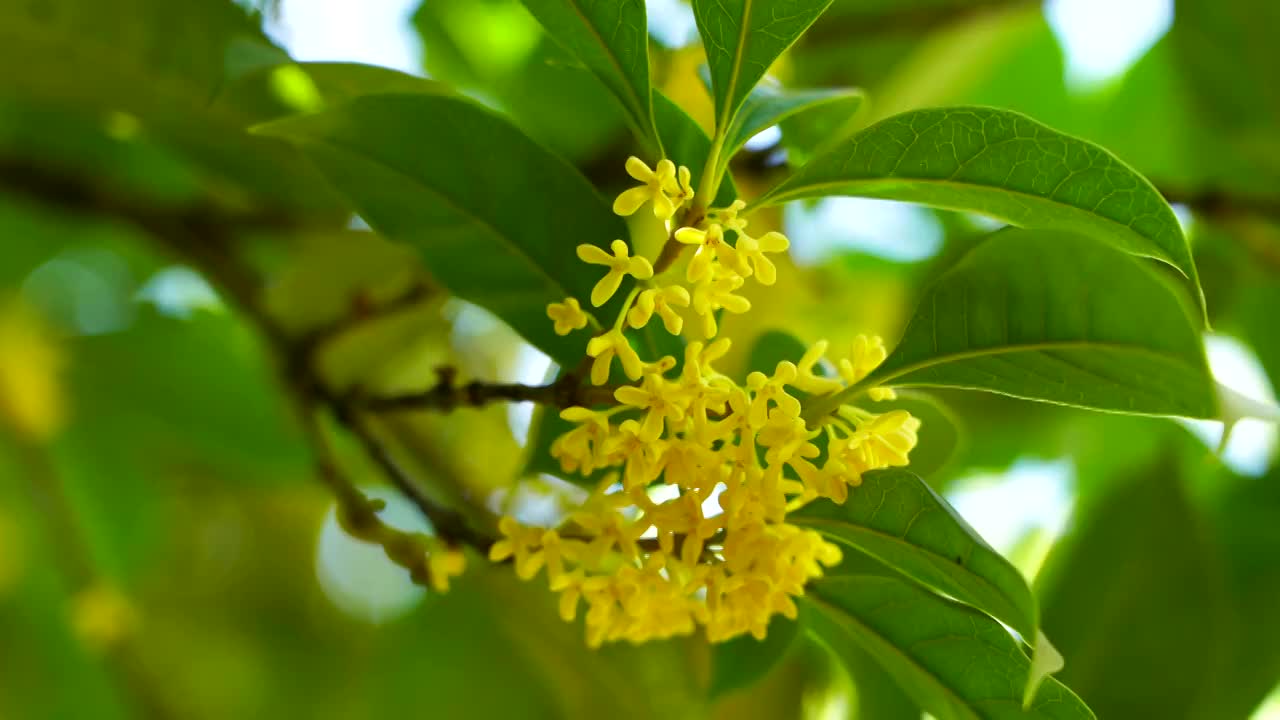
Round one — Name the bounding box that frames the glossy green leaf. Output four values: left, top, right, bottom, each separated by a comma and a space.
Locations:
753, 107, 1203, 309
715, 76, 864, 179
653, 91, 737, 207
255, 93, 624, 367
519, 0, 657, 149
806, 229, 1216, 421
692, 0, 835, 130
803, 574, 1096, 720
792, 468, 1036, 640
1035, 450, 1221, 719
709, 616, 800, 699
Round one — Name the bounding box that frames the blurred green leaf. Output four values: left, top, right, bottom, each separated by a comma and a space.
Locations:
654, 91, 737, 207
0, 0, 347, 216
754, 107, 1203, 309
1034, 450, 1223, 719
810, 229, 1216, 420
216, 62, 444, 121
709, 616, 800, 700
692, 0, 835, 130
519, 0, 657, 150
803, 574, 1095, 720
1198, 463, 1280, 719
793, 468, 1036, 639
256, 93, 626, 367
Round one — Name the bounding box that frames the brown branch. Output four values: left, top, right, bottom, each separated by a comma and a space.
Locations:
358, 366, 618, 414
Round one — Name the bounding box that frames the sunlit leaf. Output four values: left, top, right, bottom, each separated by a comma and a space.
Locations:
519, 0, 658, 150
255, 93, 627, 366
754, 107, 1204, 311
793, 468, 1037, 640
805, 229, 1216, 420
803, 574, 1096, 720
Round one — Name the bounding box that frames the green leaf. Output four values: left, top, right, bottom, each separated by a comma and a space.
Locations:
1034, 450, 1222, 719
518, 0, 657, 150
653, 91, 737, 207
803, 574, 1096, 720
792, 468, 1036, 640
0, 0, 346, 216
753, 107, 1203, 311
709, 616, 800, 699
216, 62, 444, 119
692, 0, 835, 130
806, 229, 1216, 421
711, 73, 864, 179
255, 93, 626, 367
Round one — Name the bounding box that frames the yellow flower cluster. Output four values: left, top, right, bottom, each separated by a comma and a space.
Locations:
497, 157, 921, 647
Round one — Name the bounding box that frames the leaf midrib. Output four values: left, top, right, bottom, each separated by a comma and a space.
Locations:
717, 0, 755, 129
793, 515, 1028, 634
561, 0, 647, 127
803, 590, 983, 720
867, 339, 1201, 391
752, 176, 1180, 267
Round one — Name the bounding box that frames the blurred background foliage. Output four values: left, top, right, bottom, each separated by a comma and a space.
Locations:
1, 0, 1279, 718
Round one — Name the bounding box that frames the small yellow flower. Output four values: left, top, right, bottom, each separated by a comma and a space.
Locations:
839, 334, 896, 400
613, 157, 679, 219
428, 547, 467, 592
627, 285, 691, 335
586, 328, 644, 384
735, 230, 789, 286
577, 240, 654, 307
745, 361, 802, 427
546, 297, 589, 335
670, 165, 695, 207
674, 223, 743, 283
614, 374, 687, 442
793, 340, 843, 394
712, 199, 749, 232
691, 269, 751, 338
550, 406, 614, 475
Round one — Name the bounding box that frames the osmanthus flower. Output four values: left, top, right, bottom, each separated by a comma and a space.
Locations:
674, 223, 742, 283
427, 547, 467, 592
586, 328, 644, 384
839, 334, 897, 401
627, 285, 690, 336
710, 200, 790, 285
614, 372, 686, 442
546, 297, 589, 335
745, 361, 803, 427
690, 267, 751, 338
497, 155, 923, 648
577, 240, 653, 307
612, 157, 688, 220
549, 406, 616, 475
